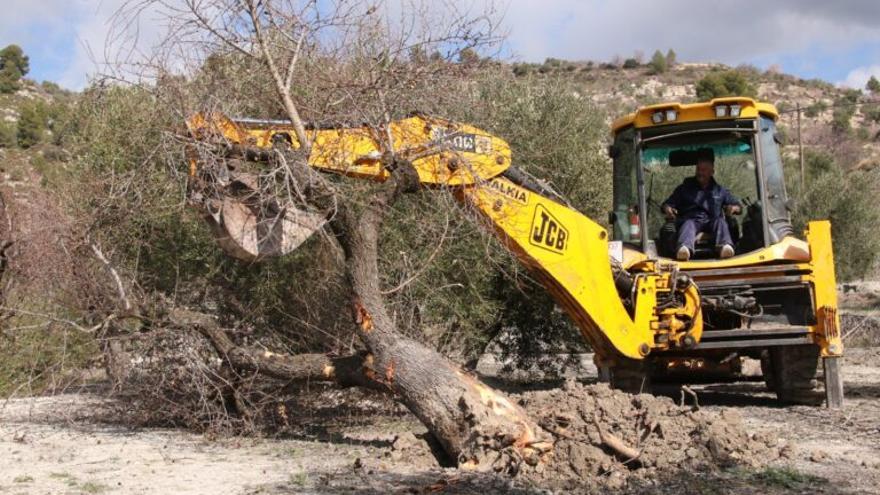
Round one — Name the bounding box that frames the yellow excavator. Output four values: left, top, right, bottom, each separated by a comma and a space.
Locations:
186, 97, 843, 408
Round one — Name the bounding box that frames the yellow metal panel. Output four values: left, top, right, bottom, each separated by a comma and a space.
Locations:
464, 176, 654, 360
806, 221, 842, 357
188, 113, 513, 186
622, 236, 810, 271
611, 98, 779, 133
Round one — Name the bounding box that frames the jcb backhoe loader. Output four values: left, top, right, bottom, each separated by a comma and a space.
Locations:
186, 97, 843, 408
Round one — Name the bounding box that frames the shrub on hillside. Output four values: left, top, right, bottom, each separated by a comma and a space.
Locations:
0, 121, 15, 147
622, 58, 639, 69
863, 104, 880, 124
786, 151, 879, 280
16, 102, 45, 148
649, 50, 667, 74
866, 75, 880, 93
695, 69, 757, 101
665, 49, 676, 68
0, 44, 29, 94
831, 91, 860, 135
804, 101, 828, 118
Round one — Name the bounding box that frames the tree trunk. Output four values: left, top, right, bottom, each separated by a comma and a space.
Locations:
196, 149, 552, 470
331, 162, 551, 470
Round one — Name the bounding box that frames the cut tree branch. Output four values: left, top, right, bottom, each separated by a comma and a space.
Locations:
170, 308, 385, 391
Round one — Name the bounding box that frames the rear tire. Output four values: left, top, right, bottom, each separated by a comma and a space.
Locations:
760, 352, 775, 392
763, 345, 823, 405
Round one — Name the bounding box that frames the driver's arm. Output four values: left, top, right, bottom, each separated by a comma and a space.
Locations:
661, 186, 682, 219
722, 188, 742, 215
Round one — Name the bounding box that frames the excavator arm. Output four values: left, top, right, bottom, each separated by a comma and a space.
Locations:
185, 112, 702, 364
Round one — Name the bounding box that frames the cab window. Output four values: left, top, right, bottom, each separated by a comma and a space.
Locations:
641, 131, 763, 257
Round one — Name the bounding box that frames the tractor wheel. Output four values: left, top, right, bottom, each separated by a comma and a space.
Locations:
759, 352, 775, 392
763, 345, 823, 406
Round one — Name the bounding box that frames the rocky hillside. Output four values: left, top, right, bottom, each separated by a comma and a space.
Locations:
511, 60, 880, 172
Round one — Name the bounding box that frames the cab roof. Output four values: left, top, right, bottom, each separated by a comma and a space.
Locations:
611, 97, 779, 134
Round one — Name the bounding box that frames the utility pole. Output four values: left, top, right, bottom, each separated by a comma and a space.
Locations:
797, 102, 805, 194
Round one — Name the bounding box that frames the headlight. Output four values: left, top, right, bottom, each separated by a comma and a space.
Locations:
665, 109, 678, 121
714, 105, 729, 118
651, 111, 665, 124
729, 104, 742, 117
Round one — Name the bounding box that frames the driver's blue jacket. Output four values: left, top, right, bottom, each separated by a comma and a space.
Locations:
661, 177, 739, 221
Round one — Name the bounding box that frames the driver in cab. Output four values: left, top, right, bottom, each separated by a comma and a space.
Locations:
661, 149, 741, 261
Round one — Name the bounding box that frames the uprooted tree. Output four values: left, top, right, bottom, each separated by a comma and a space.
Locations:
90, 0, 575, 469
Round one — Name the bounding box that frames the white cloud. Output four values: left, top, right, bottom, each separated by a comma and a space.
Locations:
59, 0, 171, 90
0, 0, 169, 89
840, 65, 880, 89
495, 0, 880, 64
5, 0, 880, 89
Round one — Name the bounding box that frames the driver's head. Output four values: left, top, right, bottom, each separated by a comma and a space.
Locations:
695, 149, 714, 187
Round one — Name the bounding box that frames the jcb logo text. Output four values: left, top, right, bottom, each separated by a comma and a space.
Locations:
530, 204, 568, 254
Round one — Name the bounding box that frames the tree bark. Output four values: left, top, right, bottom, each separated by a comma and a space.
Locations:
330, 162, 551, 470
170, 308, 383, 391
199, 148, 552, 470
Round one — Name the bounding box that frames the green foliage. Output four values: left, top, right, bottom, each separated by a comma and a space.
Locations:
0, 324, 98, 396
751, 466, 826, 490
694, 69, 757, 101
831, 92, 859, 135
665, 49, 677, 67
867, 75, 880, 93
16, 101, 47, 148
0, 120, 16, 147
649, 50, 667, 74
41, 80, 64, 94
622, 58, 639, 69
840, 88, 862, 104
831, 106, 855, 134
804, 101, 827, 118
863, 104, 880, 124
0, 44, 29, 93
786, 151, 880, 280
539, 57, 563, 74
775, 124, 789, 144
376, 75, 613, 358
512, 63, 532, 77
468, 76, 611, 220
802, 78, 834, 92
453, 75, 610, 353
18, 101, 51, 147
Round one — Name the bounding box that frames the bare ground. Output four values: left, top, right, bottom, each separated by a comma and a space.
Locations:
1, 348, 879, 494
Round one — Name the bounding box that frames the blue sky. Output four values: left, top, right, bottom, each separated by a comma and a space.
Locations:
3, 0, 880, 91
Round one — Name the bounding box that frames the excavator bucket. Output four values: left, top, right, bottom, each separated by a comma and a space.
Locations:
185, 112, 325, 262
204, 195, 324, 262
197, 171, 325, 262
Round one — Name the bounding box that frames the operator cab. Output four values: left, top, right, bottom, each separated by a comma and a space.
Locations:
609, 98, 793, 261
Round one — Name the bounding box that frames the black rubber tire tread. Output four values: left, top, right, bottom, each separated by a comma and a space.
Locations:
760, 352, 775, 392
767, 345, 823, 405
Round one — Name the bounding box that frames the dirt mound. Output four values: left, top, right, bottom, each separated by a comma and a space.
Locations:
515, 380, 787, 491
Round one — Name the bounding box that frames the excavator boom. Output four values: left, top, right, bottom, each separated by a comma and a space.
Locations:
186, 112, 703, 364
